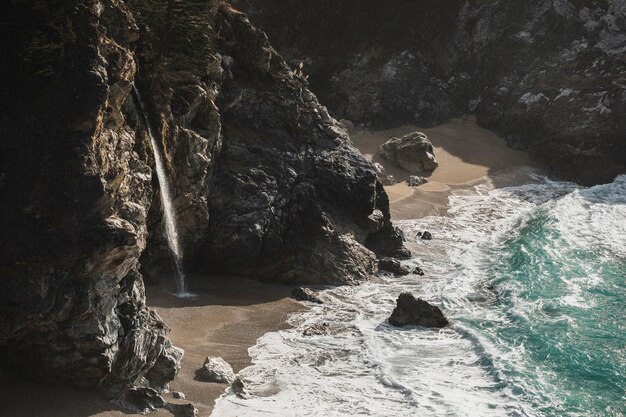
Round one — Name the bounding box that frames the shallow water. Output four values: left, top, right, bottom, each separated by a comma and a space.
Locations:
211, 175, 626, 417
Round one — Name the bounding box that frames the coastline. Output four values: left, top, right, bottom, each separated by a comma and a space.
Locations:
2, 116, 537, 417
1, 276, 301, 417
351, 115, 538, 220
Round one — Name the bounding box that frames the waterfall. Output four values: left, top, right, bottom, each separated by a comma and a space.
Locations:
131, 83, 194, 298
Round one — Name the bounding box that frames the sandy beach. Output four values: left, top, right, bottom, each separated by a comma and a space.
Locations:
351, 115, 537, 219
2, 116, 538, 417
1, 276, 301, 417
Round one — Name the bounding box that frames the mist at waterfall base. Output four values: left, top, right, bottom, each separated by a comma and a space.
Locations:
132, 84, 195, 299
212, 175, 626, 417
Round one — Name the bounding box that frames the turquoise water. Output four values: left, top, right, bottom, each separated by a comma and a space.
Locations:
463, 177, 626, 416
213, 175, 625, 417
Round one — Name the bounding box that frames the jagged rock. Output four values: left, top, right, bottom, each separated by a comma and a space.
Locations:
421, 231, 433, 240
388, 293, 449, 328
165, 403, 198, 417
292, 287, 323, 304
0, 0, 406, 393
413, 267, 425, 276
407, 176, 428, 187
373, 162, 398, 186
379, 132, 438, 174
231, 378, 249, 399
236, 0, 626, 185
378, 258, 411, 276
303, 323, 332, 336
198, 357, 236, 384
118, 387, 166, 413
172, 391, 186, 399
145, 341, 184, 391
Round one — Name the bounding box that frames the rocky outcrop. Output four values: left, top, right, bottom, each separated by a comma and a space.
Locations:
0, 0, 181, 396
0, 0, 406, 396
292, 287, 323, 304
379, 132, 439, 174
233, 0, 626, 185
388, 293, 449, 328
195, 7, 407, 284
378, 258, 411, 276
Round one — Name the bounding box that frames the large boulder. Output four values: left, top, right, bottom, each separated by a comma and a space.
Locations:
388, 292, 449, 328
378, 132, 438, 174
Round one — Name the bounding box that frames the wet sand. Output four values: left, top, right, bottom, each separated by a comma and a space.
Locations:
351, 115, 538, 219
1, 275, 301, 417
2, 116, 537, 417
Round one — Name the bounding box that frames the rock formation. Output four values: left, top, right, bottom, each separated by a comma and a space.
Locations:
379, 132, 439, 174
0, 0, 406, 399
197, 357, 236, 384
292, 287, 323, 304
388, 293, 449, 328
233, 0, 626, 185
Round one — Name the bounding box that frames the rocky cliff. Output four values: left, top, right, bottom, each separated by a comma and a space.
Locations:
234, 0, 626, 185
0, 0, 405, 399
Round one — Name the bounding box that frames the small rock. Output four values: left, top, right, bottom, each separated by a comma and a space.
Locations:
303, 322, 332, 336
416, 231, 423, 237
292, 287, 323, 304
413, 267, 425, 276
407, 176, 428, 186
165, 403, 198, 417
388, 292, 449, 328
378, 258, 411, 276
421, 231, 433, 240
172, 391, 186, 399
119, 387, 166, 413
231, 378, 249, 399
197, 357, 235, 384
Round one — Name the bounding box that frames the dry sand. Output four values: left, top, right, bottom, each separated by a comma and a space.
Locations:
351, 115, 538, 219
2, 116, 538, 417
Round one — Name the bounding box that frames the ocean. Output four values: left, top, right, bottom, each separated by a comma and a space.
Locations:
211, 175, 626, 417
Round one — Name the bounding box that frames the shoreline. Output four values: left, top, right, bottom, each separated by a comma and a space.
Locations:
2, 116, 538, 417
351, 115, 538, 220
1, 276, 302, 417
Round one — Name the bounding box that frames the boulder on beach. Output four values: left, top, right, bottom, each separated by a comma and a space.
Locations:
407, 176, 428, 187
197, 357, 235, 384
421, 231, 433, 240
292, 287, 323, 304
378, 132, 438, 174
388, 292, 449, 328
165, 402, 198, 417
378, 258, 411, 276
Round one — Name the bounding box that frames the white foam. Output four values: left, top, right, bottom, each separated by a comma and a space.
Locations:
211, 175, 626, 417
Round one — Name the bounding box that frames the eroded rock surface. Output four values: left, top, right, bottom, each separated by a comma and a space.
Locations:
234, 0, 626, 185
0, 0, 406, 398
197, 357, 236, 384
388, 293, 449, 328
379, 132, 439, 174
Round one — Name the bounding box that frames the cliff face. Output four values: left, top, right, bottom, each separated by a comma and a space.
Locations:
235, 0, 626, 185
0, 0, 405, 395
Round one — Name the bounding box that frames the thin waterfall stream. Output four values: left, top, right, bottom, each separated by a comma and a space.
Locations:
131, 83, 195, 298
